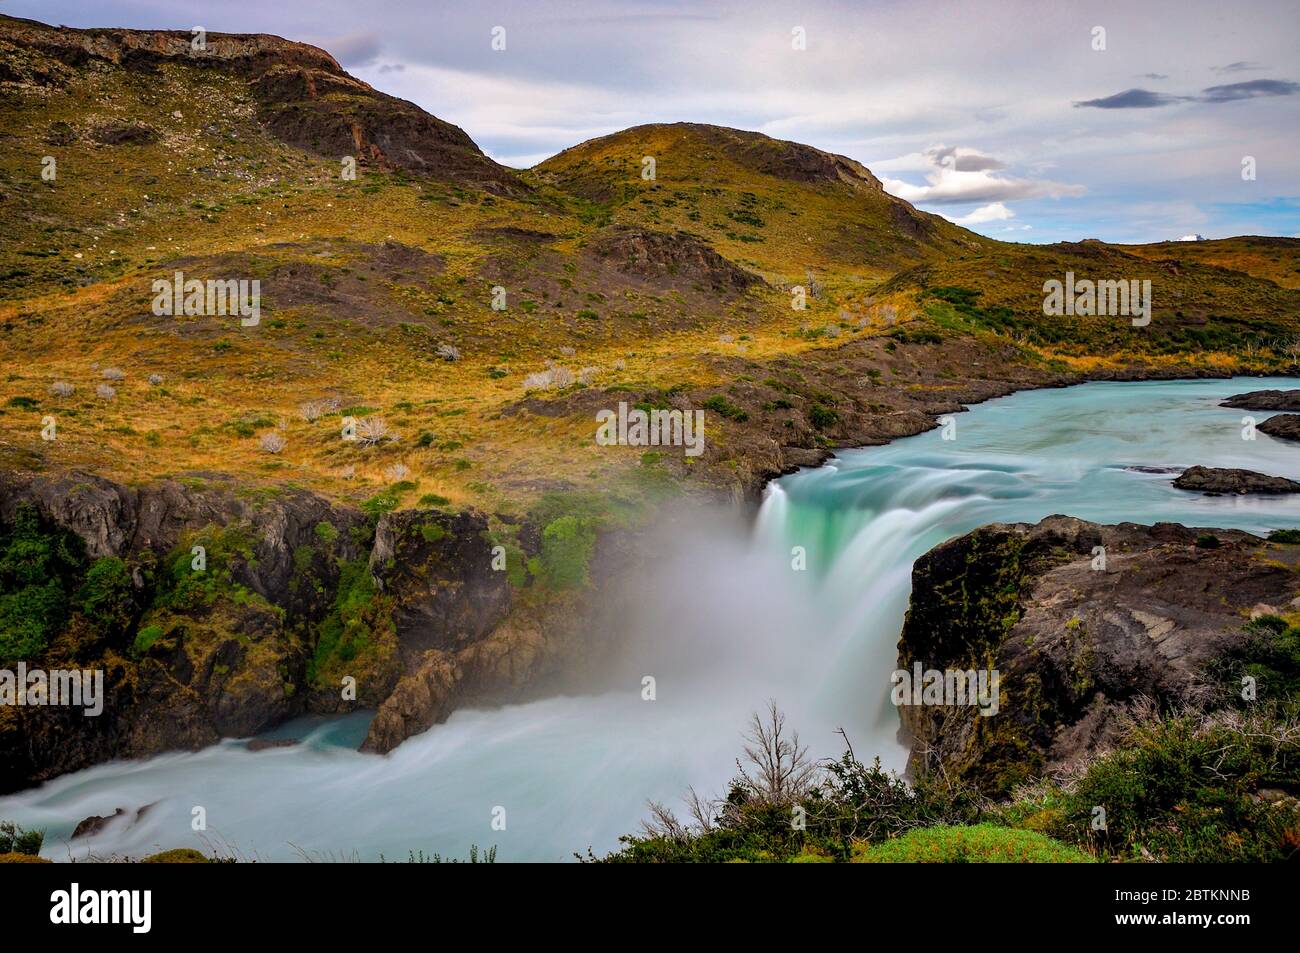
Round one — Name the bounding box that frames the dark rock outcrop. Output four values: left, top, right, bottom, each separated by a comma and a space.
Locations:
1172, 465, 1300, 495
1258, 413, 1300, 442
896, 516, 1300, 794
0, 14, 521, 194
585, 225, 764, 293
1220, 389, 1300, 411
0, 469, 594, 790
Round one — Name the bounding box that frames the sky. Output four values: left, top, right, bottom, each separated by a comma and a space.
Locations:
9, 0, 1299, 244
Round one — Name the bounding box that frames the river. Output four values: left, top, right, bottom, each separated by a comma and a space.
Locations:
5, 376, 1300, 861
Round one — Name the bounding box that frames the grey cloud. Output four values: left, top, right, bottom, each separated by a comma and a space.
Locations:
1140, 72, 1168, 80
924, 145, 1005, 171
1073, 88, 1185, 109
1200, 79, 1300, 101
1213, 61, 1264, 73
1075, 79, 1298, 108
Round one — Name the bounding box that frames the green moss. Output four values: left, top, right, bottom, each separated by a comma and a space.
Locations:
141, 848, 209, 863
131, 624, 164, 657
850, 825, 1093, 863
153, 524, 277, 618
308, 556, 396, 690
313, 521, 339, 544
535, 516, 597, 589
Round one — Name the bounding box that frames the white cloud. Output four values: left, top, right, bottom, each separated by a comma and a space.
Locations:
944, 202, 1016, 226
879, 148, 1085, 205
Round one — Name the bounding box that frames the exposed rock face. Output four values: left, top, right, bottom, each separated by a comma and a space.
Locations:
0, 14, 520, 193
1220, 389, 1300, 411
0, 469, 594, 790
369, 510, 512, 664
585, 225, 764, 292
0, 470, 368, 790
1172, 465, 1300, 495
1258, 413, 1300, 441
896, 516, 1300, 794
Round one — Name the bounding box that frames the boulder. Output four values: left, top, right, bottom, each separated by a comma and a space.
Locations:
896, 516, 1300, 794
1172, 465, 1300, 495
1220, 389, 1300, 411
1258, 413, 1300, 442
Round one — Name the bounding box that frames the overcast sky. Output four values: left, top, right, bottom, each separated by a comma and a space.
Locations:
12, 0, 1299, 243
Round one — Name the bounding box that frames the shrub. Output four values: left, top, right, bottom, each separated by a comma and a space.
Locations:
100, 367, 126, 381
1054, 711, 1300, 862
809, 403, 839, 430
0, 821, 44, 856
1268, 528, 1300, 544
436, 343, 460, 362
49, 381, 75, 397
259, 432, 287, 454
75, 556, 136, 636
701, 395, 748, 421
361, 493, 399, 516
356, 416, 391, 446
96, 383, 116, 400
0, 504, 85, 663
523, 367, 574, 391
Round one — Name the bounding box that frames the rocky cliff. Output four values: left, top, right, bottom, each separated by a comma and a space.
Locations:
0, 14, 520, 192
896, 516, 1300, 794
0, 469, 600, 790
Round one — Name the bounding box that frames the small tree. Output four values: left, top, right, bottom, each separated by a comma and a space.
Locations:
734, 700, 819, 807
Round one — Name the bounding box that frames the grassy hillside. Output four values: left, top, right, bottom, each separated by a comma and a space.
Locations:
2, 14, 1299, 518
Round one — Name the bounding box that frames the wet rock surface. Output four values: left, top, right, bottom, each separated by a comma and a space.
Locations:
1172, 465, 1300, 495
1220, 389, 1300, 411
897, 516, 1300, 794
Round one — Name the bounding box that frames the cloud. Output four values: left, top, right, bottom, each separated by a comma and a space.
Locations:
1076, 79, 1299, 109
1200, 79, 1300, 101
1140, 73, 1169, 80
879, 146, 1084, 205
1074, 88, 1185, 109
944, 202, 1015, 226
1213, 61, 1264, 73
309, 31, 381, 67
924, 145, 1004, 172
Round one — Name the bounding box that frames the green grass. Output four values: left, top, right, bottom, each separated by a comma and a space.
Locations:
851, 824, 1093, 863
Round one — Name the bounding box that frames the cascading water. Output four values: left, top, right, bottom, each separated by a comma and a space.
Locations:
4, 377, 1300, 861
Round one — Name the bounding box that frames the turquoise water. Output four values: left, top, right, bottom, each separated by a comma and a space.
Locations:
4, 377, 1300, 861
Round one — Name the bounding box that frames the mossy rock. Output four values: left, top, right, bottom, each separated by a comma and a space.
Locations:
850, 824, 1094, 863
141, 848, 210, 863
